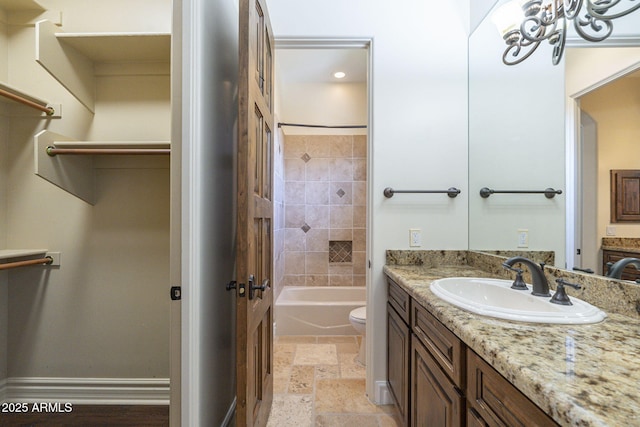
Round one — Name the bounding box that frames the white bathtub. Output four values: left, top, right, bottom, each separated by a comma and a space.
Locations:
275, 286, 366, 335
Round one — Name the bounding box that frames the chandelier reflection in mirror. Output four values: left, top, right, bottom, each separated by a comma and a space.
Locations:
492, 0, 640, 65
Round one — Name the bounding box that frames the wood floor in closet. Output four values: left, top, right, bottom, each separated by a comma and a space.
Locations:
0, 405, 169, 426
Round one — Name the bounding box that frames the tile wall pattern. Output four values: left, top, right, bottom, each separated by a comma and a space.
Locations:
282, 135, 367, 287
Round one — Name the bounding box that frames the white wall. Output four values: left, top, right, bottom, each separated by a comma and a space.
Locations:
468, 1, 566, 266
268, 0, 469, 402
278, 81, 367, 135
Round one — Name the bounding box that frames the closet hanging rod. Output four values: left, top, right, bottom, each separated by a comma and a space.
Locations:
0, 87, 54, 116
46, 146, 170, 156
479, 187, 562, 199
0, 256, 53, 271
383, 187, 461, 198
277, 122, 366, 129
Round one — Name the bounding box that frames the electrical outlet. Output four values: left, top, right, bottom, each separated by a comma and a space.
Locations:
517, 229, 529, 248
409, 229, 421, 247
606, 226, 616, 236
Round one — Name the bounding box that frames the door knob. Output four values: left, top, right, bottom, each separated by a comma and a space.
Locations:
249, 276, 269, 300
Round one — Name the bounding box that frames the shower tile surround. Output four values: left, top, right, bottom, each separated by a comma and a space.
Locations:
282, 135, 367, 288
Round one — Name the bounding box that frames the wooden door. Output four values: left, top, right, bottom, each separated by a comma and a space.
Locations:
236, 0, 274, 425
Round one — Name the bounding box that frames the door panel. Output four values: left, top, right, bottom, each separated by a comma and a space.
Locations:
237, 0, 275, 425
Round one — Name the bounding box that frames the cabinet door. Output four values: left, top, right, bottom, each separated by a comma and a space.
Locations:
411, 335, 464, 427
467, 349, 558, 427
467, 408, 489, 427
387, 303, 410, 427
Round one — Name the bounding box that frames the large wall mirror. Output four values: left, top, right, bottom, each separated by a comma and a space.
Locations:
469, 1, 640, 278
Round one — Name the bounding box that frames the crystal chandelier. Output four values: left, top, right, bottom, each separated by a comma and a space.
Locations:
492, 0, 640, 65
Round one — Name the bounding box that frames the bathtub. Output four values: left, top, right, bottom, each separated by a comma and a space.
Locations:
275, 286, 366, 335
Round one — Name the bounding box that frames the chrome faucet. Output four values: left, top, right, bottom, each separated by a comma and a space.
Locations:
502, 256, 551, 297
605, 257, 640, 279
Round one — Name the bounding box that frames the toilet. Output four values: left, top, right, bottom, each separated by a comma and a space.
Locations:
349, 306, 367, 365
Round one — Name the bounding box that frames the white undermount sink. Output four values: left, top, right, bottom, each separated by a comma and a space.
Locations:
430, 277, 606, 324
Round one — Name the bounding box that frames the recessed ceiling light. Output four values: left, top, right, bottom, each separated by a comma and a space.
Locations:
334, 71, 346, 79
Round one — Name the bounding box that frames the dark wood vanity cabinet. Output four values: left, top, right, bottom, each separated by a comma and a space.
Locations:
386, 275, 560, 427
411, 330, 464, 427
467, 350, 558, 427
387, 278, 411, 427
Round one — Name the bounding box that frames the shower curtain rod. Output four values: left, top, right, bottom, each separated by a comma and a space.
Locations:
277, 122, 366, 129
0, 87, 55, 116
0, 256, 53, 270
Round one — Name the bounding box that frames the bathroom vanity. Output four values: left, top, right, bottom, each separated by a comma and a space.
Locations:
384, 250, 640, 427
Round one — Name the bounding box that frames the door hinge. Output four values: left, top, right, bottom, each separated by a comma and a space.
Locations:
170, 286, 181, 300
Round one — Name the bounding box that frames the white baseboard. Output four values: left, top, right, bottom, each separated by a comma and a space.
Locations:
374, 380, 393, 405
2, 377, 170, 405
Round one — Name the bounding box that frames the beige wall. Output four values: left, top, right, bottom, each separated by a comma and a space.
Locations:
282, 134, 367, 287
581, 76, 640, 246
1, 0, 171, 386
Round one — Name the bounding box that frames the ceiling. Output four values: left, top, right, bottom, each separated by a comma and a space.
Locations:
275, 48, 367, 84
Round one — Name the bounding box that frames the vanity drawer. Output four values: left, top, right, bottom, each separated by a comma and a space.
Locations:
411, 300, 465, 389
388, 277, 411, 324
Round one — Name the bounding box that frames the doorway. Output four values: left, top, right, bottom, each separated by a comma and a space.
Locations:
272, 37, 372, 376
568, 50, 640, 274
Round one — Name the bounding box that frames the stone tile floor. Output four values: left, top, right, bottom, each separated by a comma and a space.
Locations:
267, 335, 399, 427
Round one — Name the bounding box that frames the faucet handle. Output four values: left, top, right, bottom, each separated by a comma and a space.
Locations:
555, 278, 581, 290
550, 279, 581, 306
502, 263, 528, 290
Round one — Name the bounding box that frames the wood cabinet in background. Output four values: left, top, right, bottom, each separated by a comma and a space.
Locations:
602, 249, 640, 281
611, 170, 640, 222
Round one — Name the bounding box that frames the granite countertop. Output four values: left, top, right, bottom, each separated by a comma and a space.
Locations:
602, 237, 640, 255
384, 263, 640, 427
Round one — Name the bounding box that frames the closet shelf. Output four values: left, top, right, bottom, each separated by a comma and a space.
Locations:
36, 20, 170, 113
0, 81, 60, 117
0, 0, 44, 11
46, 141, 171, 156
35, 130, 169, 205
55, 32, 170, 63
0, 249, 61, 270
0, 249, 48, 260
0, 1, 60, 26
